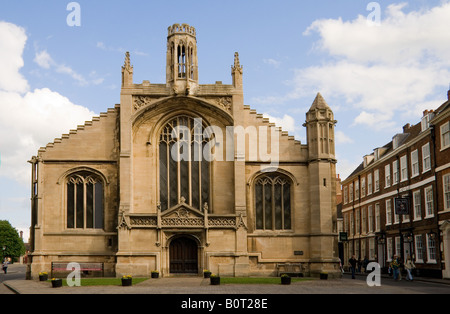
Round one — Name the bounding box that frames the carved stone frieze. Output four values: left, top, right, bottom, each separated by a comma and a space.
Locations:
130, 217, 157, 226
201, 97, 233, 113
162, 217, 204, 227
208, 217, 236, 227
133, 96, 160, 112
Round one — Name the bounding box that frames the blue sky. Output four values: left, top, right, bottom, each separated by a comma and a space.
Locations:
1, 0, 449, 240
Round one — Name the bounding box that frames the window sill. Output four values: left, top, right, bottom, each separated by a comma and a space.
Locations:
425, 215, 435, 219
426, 260, 437, 264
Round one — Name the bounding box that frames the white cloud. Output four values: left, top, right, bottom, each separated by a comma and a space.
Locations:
0, 22, 29, 93
264, 2, 450, 132
263, 58, 281, 68
0, 22, 96, 186
33, 50, 53, 69
34, 48, 106, 86
303, 2, 450, 67
335, 130, 354, 144
264, 113, 296, 134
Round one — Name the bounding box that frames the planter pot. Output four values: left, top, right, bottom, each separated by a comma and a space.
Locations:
210, 277, 221, 285
39, 275, 48, 282
151, 273, 159, 279
51, 279, 63, 288
281, 277, 291, 285
122, 278, 132, 286
320, 273, 328, 280
204, 272, 212, 279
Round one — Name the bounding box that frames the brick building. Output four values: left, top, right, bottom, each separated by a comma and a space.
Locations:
341, 91, 450, 279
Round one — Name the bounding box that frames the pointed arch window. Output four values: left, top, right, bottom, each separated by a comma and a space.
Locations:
159, 116, 211, 212
254, 174, 292, 230
66, 172, 104, 229
177, 44, 186, 78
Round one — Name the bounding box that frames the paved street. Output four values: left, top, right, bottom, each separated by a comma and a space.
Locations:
1, 264, 449, 295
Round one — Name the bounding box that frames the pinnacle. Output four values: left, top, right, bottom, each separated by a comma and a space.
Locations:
310, 92, 330, 110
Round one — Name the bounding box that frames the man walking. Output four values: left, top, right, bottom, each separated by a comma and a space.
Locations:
349, 255, 357, 279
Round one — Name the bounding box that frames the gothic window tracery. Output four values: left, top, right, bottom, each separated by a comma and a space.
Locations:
159, 116, 211, 212
254, 173, 292, 230
66, 172, 104, 229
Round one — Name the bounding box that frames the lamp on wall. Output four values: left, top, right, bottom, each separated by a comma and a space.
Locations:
404, 233, 413, 243
428, 230, 437, 240
376, 234, 386, 244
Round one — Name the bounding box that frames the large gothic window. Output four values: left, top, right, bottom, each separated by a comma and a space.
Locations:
159, 116, 211, 212
254, 174, 292, 230
66, 172, 104, 229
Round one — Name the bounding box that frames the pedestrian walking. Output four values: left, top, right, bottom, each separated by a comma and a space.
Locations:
349, 255, 357, 279
405, 256, 416, 281
363, 256, 369, 273
392, 255, 400, 281
2, 259, 8, 274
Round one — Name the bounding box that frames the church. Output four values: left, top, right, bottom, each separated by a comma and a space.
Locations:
28, 24, 340, 279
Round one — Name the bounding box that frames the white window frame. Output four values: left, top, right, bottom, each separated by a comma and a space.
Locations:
368, 173, 373, 195
387, 238, 393, 262
368, 205, 373, 233
386, 199, 392, 225
415, 235, 424, 263
374, 170, 380, 192
424, 186, 434, 218
355, 208, 360, 235
344, 186, 348, 204
375, 203, 380, 232
395, 236, 402, 257
361, 177, 366, 198
393, 160, 399, 185
355, 180, 359, 201
349, 183, 354, 202
426, 234, 437, 263
411, 150, 419, 178
385, 164, 391, 188
369, 238, 375, 260
422, 143, 431, 173
400, 155, 408, 182
441, 121, 450, 151
350, 211, 354, 235
362, 207, 367, 234
413, 190, 422, 221
444, 174, 450, 211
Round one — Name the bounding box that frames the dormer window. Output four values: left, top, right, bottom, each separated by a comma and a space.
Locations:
421, 110, 435, 132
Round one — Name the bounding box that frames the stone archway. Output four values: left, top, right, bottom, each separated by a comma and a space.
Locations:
169, 236, 199, 274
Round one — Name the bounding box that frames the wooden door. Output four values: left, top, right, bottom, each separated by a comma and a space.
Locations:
170, 237, 198, 274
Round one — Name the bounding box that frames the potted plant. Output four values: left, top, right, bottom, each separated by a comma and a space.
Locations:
203, 269, 212, 278
121, 275, 133, 286
39, 272, 49, 282
320, 272, 328, 280
281, 274, 291, 285
210, 274, 220, 285
151, 270, 159, 279
51, 278, 63, 288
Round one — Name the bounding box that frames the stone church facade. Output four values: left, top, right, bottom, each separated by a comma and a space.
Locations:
28, 24, 339, 279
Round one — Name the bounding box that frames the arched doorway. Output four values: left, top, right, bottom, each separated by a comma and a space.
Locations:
169, 236, 198, 274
